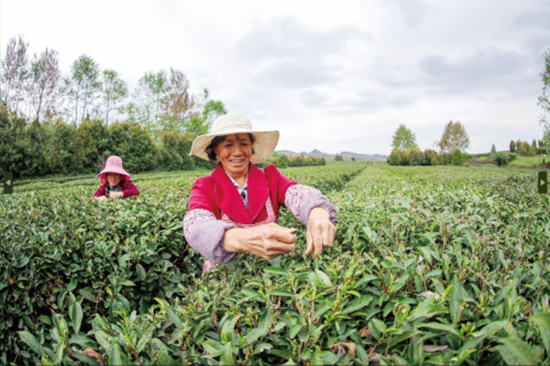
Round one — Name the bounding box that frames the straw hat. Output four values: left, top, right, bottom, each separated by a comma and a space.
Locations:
98, 156, 131, 184
190, 113, 279, 164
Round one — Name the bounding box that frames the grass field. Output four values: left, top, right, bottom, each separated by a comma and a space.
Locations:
2, 162, 550, 365
509, 155, 548, 166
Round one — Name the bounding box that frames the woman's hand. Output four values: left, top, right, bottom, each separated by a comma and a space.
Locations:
109, 192, 124, 199
94, 196, 107, 202
305, 207, 336, 258
223, 223, 297, 260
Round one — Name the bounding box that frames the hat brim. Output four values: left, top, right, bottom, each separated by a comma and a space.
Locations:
98, 168, 131, 185
190, 129, 280, 164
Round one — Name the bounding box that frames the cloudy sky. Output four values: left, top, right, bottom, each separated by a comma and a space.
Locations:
1, 0, 549, 155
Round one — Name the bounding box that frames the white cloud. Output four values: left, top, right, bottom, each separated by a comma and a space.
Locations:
1, 0, 548, 154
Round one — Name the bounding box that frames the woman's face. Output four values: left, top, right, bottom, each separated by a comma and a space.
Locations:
107, 173, 122, 187
214, 134, 253, 179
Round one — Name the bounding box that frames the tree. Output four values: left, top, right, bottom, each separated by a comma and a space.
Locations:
0, 35, 29, 113
538, 48, 550, 131
65, 55, 102, 125
160, 67, 196, 131
101, 69, 127, 125
438, 120, 470, 154
391, 124, 418, 151
510, 140, 516, 152
387, 149, 402, 166
451, 148, 463, 166
125, 70, 167, 133
409, 150, 422, 166
184, 88, 227, 136
491, 144, 496, 153
351, 156, 356, 161
335, 153, 343, 161
26, 48, 62, 122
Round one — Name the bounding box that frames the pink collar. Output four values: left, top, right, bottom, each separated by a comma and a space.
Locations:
211, 163, 268, 224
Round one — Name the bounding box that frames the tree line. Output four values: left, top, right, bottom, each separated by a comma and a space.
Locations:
266, 154, 326, 168
0, 106, 214, 178
0, 35, 230, 178
0, 35, 226, 134
387, 120, 471, 166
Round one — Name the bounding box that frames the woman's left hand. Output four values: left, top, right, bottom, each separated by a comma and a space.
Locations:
305, 207, 336, 258
109, 192, 123, 199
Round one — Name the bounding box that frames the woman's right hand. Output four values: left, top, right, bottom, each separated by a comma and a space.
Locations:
223, 223, 297, 260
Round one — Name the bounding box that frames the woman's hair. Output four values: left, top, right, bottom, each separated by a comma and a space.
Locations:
205, 133, 256, 163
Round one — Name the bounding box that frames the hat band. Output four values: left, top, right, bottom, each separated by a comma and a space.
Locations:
213, 123, 253, 134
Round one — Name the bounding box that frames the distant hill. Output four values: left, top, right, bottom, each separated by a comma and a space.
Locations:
276, 149, 387, 161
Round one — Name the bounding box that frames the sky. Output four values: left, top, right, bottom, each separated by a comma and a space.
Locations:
1, 0, 549, 155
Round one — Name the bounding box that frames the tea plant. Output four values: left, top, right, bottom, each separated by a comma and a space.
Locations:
5, 163, 550, 365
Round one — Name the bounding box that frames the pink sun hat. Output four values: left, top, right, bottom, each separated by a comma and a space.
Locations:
98, 156, 131, 185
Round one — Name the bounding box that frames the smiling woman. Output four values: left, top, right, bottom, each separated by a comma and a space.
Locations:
184, 113, 338, 273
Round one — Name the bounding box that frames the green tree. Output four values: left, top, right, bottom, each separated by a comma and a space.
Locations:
184, 88, 227, 136
409, 150, 422, 166
102, 69, 127, 125
351, 156, 356, 161
277, 154, 289, 168
438, 120, 470, 154
451, 148, 463, 166
387, 149, 402, 166
334, 153, 343, 161
491, 144, 496, 153
65, 55, 102, 125
422, 149, 438, 166
510, 140, 516, 152
125, 70, 168, 133
391, 124, 418, 151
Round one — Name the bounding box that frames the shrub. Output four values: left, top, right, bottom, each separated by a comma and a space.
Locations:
277, 154, 289, 169
409, 150, 423, 166
156, 129, 194, 171
400, 150, 411, 166
387, 149, 402, 166
451, 148, 463, 166
422, 149, 438, 166
494, 151, 517, 166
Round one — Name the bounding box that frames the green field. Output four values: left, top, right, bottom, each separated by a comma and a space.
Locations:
2, 162, 550, 365
509, 155, 548, 167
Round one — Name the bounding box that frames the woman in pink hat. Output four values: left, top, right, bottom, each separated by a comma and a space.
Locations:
93, 156, 140, 201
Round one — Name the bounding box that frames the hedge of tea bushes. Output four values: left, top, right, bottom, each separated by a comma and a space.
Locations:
0, 163, 366, 363
19, 164, 550, 366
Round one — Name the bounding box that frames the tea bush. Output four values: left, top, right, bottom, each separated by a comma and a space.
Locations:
5, 162, 550, 365
0, 163, 365, 364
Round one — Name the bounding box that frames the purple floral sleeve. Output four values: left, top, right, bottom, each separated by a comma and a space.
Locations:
183, 209, 240, 264
284, 184, 337, 226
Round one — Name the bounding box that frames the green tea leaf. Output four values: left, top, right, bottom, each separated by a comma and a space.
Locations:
17, 331, 43, 355
343, 296, 373, 314
264, 267, 288, 276
271, 289, 296, 297
496, 336, 538, 366
220, 343, 234, 365
418, 322, 461, 337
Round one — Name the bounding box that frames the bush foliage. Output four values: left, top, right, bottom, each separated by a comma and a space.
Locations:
0, 106, 197, 178
4, 163, 550, 365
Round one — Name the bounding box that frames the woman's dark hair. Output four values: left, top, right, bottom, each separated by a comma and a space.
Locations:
205, 133, 256, 163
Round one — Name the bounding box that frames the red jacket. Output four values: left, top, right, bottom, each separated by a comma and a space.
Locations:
93, 180, 140, 199
188, 163, 297, 224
